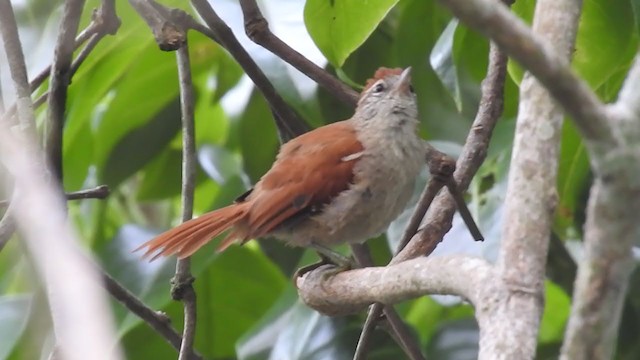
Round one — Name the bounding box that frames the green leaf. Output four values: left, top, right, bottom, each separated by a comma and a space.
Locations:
100, 97, 182, 188
304, 0, 399, 66
573, 0, 636, 89
538, 281, 571, 343
192, 246, 287, 358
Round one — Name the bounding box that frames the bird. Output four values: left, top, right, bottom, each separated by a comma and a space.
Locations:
136, 67, 426, 262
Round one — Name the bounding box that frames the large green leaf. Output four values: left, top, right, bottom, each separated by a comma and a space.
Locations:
304, 0, 399, 67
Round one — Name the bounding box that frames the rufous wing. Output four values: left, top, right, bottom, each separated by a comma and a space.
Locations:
241, 120, 364, 238
137, 120, 364, 259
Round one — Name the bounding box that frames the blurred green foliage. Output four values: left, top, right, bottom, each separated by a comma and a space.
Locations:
1, 0, 640, 359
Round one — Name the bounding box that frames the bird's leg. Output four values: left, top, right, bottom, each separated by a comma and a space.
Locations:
293, 242, 354, 279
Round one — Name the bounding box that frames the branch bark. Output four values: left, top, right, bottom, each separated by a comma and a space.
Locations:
560, 52, 640, 360
436, 0, 613, 149
493, 0, 582, 357
297, 256, 492, 316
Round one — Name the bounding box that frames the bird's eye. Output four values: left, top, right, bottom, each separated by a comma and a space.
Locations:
409, 85, 415, 93
373, 83, 385, 93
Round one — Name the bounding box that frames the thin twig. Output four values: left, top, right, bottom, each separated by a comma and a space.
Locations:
45, 0, 86, 182
102, 273, 202, 359
29, 0, 120, 93
350, 245, 425, 360
238, 0, 358, 107
190, 0, 308, 142
172, 44, 198, 360
0, 184, 110, 208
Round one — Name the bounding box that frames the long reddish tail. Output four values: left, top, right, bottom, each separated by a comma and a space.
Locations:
136, 202, 250, 260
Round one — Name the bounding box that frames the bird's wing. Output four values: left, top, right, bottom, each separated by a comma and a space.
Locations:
245, 120, 364, 236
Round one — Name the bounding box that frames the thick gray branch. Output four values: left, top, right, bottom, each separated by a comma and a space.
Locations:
296, 256, 491, 316
561, 57, 640, 360
495, 0, 583, 357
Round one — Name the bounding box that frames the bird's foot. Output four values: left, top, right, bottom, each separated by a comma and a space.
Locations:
293, 243, 355, 280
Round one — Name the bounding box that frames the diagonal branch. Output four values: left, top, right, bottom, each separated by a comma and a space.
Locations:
436, 0, 613, 149
238, 0, 358, 107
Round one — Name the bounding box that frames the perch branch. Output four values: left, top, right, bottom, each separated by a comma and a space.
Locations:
297, 256, 492, 316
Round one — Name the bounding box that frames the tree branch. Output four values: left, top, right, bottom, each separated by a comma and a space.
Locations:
493, 0, 582, 356
45, 0, 86, 182
296, 256, 492, 316
560, 51, 640, 360
171, 44, 199, 360
0, 119, 123, 360
0, 184, 110, 208
29, 0, 120, 94
102, 272, 202, 360
238, 0, 359, 107
436, 0, 613, 149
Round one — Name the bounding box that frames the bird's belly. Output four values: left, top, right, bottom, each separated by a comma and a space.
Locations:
273, 157, 419, 247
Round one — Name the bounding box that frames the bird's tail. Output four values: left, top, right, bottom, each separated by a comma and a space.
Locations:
136, 202, 250, 260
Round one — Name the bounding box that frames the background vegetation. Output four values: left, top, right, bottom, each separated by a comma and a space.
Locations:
1, 0, 639, 359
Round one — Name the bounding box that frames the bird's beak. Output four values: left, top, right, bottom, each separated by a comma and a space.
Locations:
392, 67, 412, 96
